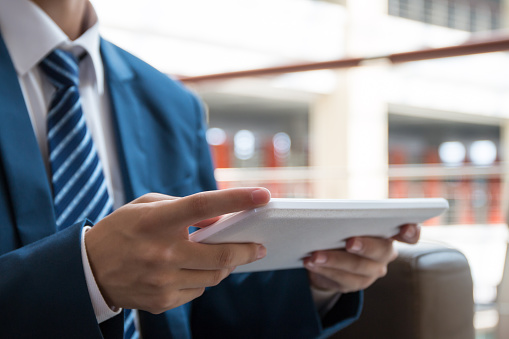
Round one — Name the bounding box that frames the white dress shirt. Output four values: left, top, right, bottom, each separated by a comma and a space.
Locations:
0, 0, 339, 326
0, 0, 122, 323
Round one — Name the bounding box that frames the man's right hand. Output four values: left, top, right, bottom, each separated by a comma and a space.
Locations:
85, 187, 270, 314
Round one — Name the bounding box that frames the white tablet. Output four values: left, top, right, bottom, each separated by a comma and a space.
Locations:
190, 198, 449, 273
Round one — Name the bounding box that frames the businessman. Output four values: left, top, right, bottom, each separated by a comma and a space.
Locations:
0, 0, 420, 338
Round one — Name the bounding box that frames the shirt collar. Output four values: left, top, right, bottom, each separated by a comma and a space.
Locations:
0, 0, 104, 92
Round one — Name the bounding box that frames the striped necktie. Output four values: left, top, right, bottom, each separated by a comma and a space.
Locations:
40, 49, 113, 229
40, 50, 139, 338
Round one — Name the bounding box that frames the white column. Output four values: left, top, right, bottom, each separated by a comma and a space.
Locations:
309, 70, 349, 199
500, 119, 509, 221
309, 0, 389, 200
502, 0, 509, 28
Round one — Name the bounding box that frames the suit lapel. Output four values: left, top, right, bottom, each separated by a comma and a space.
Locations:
0, 35, 156, 245
100, 40, 194, 339
0, 35, 57, 244
100, 39, 149, 202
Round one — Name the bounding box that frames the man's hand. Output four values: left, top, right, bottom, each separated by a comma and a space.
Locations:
304, 224, 420, 293
85, 187, 271, 314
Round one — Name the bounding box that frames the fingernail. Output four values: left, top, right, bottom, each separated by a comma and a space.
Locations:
314, 253, 327, 265
257, 246, 267, 259
349, 239, 363, 253
404, 227, 416, 241
306, 261, 315, 268
251, 189, 270, 205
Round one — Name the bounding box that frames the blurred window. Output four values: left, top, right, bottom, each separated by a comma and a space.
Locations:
388, 0, 501, 32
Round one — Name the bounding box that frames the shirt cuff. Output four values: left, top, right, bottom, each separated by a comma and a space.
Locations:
81, 226, 122, 323
310, 286, 342, 317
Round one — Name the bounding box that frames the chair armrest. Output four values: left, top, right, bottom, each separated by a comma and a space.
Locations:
330, 241, 475, 339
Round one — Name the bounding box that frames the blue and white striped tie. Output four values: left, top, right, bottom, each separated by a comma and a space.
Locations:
40, 49, 113, 229
41, 50, 138, 338
124, 309, 139, 339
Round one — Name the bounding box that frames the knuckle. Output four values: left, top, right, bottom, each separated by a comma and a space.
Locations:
206, 270, 223, 287
145, 298, 167, 314
158, 247, 177, 264
147, 291, 178, 314
131, 194, 149, 204
190, 193, 210, 218
217, 248, 234, 267
378, 265, 388, 278
140, 245, 167, 265
144, 192, 162, 202
196, 287, 206, 297
138, 245, 156, 264
219, 269, 231, 284
138, 246, 178, 276
350, 259, 364, 273
141, 193, 158, 202
144, 274, 167, 289
133, 192, 163, 205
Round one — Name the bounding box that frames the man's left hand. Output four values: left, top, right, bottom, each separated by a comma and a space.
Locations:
304, 224, 420, 293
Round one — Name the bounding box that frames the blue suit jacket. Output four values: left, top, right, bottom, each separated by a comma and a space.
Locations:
0, 35, 361, 338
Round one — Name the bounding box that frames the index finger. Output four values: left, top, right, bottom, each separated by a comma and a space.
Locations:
167, 187, 271, 227
345, 237, 397, 263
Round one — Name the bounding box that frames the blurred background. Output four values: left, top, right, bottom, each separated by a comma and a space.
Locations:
93, 0, 508, 337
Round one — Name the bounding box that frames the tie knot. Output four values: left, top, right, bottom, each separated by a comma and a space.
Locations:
40, 49, 80, 88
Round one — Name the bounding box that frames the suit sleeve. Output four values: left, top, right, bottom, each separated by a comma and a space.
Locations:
0, 221, 122, 339
188, 94, 363, 339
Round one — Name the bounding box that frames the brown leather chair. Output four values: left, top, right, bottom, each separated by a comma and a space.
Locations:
331, 242, 475, 339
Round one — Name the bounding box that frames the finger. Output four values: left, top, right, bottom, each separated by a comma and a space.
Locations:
143, 288, 206, 314
177, 268, 233, 289
345, 237, 397, 263
131, 193, 179, 204
175, 287, 207, 307
307, 271, 343, 292
180, 241, 266, 270
307, 268, 375, 294
168, 187, 271, 228
392, 224, 421, 244
304, 250, 388, 277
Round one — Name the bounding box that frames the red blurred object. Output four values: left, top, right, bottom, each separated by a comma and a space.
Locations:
488, 176, 504, 224
389, 148, 409, 199
264, 138, 278, 168
263, 137, 282, 196
209, 141, 231, 169
457, 178, 474, 224
422, 149, 442, 225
